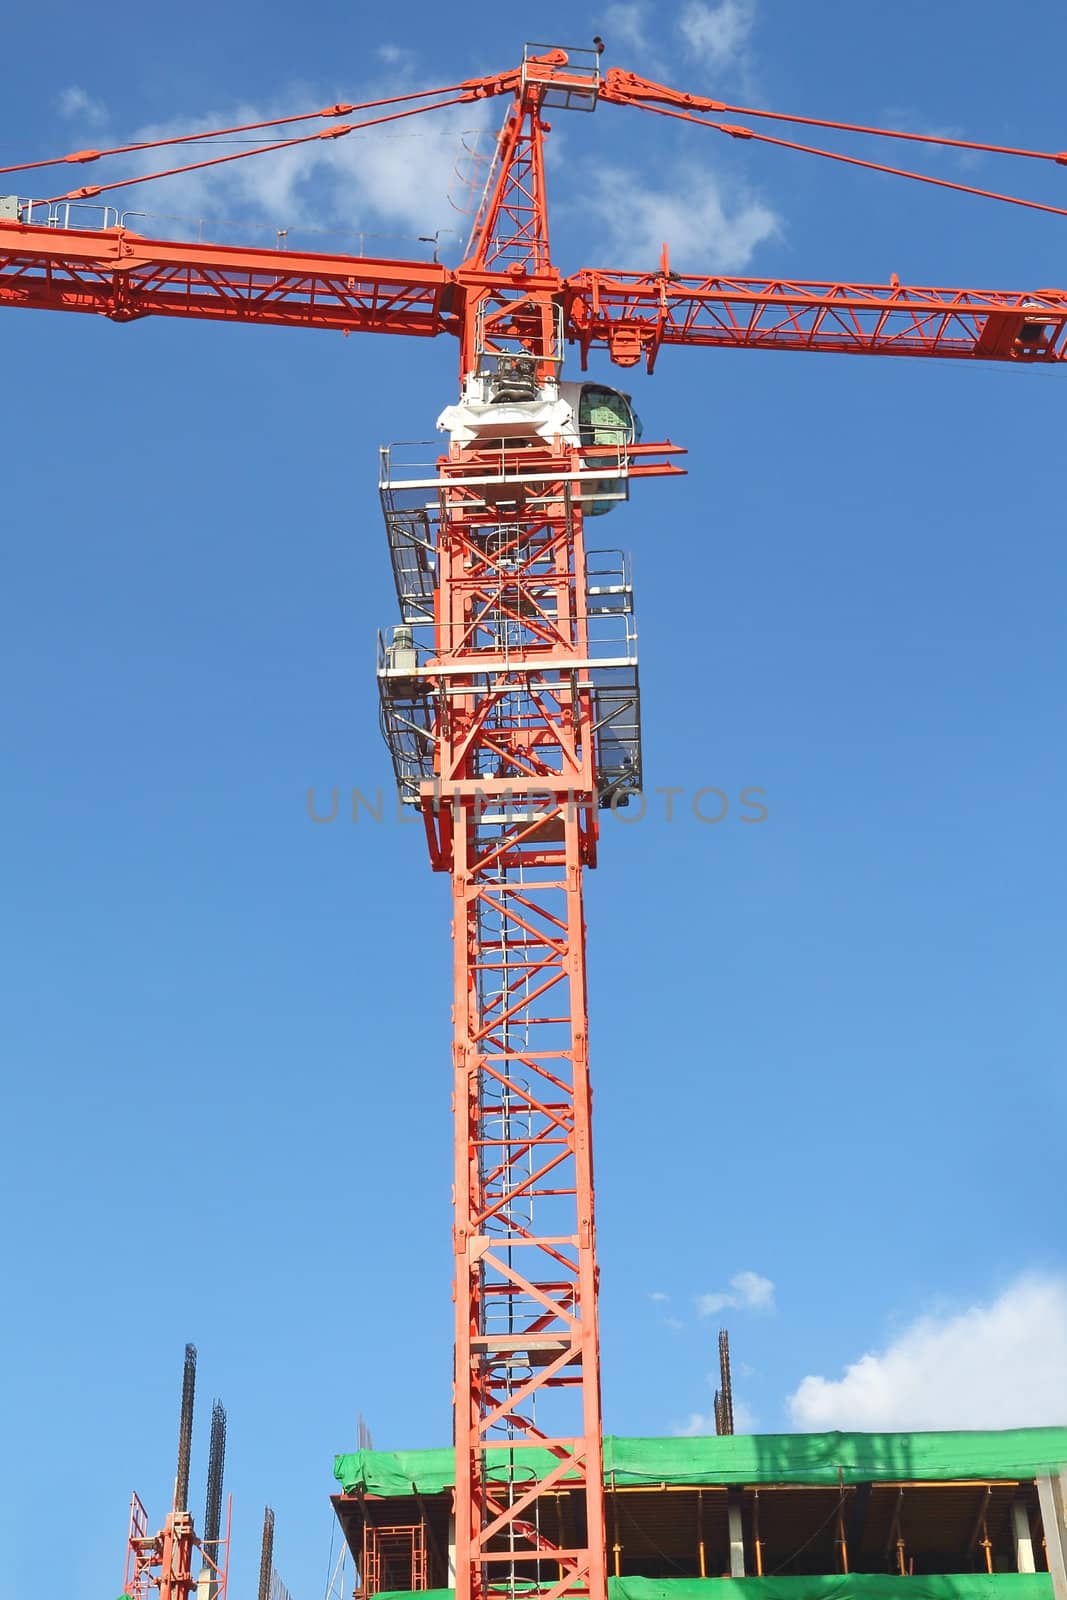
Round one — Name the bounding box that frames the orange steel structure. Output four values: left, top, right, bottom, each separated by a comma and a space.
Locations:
4, 42, 1066, 1600
124, 1493, 231, 1600
419, 430, 678, 1600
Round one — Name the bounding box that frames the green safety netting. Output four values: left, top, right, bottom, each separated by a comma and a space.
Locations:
334, 1429, 1067, 1497
369, 1579, 1053, 1600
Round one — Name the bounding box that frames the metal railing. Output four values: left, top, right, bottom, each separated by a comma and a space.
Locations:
7, 196, 456, 258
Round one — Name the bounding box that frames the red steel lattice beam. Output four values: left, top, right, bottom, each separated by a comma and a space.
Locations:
0, 223, 452, 335
425, 435, 605, 1600
565, 270, 1067, 369
2, 220, 1064, 367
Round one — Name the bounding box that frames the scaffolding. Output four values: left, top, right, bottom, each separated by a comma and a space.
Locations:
377, 444, 646, 812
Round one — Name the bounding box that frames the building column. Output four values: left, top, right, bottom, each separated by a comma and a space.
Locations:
1037, 1474, 1067, 1600
1012, 1501, 1036, 1573
728, 1494, 745, 1578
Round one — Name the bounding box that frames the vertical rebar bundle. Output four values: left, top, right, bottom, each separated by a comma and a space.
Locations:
174, 1343, 197, 1511
203, 1399, 227, 1562
258, 1505, 275, 1600
714, 1328, 734, 1436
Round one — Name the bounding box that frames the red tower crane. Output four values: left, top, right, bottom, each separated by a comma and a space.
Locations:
4, 42, 1065, 1600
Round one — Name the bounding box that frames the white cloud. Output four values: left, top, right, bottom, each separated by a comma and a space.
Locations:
100, 83, 489, 256
603, 2, 651, 53
584, 163, 778, 273
732, 1270, 776, 1311
697, 1269, 776, 1317
877, 111, 984, 174
675, 1410, 716, 1436
789, 1274, 1067, 1431
674, 1397, 757, 1436
649, 1292, 684, 1329
50, 70, 780, 278
677, 0, 756, 69
733, 1398, 757, 1431
56, 86, 108, 127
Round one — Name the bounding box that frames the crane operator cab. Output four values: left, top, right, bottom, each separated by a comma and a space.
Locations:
437, 370, 642, 516
567, 380, 643, 516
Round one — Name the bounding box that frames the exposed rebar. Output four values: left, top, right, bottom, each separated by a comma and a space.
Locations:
258, 1505, 275, 1600
203, 1399, 227, 1566
714, 1328, 734, 1436
174, 1343, 197, 1511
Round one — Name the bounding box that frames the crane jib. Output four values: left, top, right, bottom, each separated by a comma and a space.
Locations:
1, 218, 1063, 365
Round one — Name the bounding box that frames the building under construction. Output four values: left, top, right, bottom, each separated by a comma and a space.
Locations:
330, 1428, 1067, 1600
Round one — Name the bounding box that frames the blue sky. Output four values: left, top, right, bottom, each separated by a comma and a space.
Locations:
3, 2, 1067, 1597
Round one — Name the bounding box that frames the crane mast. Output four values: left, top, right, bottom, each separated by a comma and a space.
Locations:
377, 50, 678, 1600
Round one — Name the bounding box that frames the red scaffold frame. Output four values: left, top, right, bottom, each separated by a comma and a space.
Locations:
124, 1491, 231, 1600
